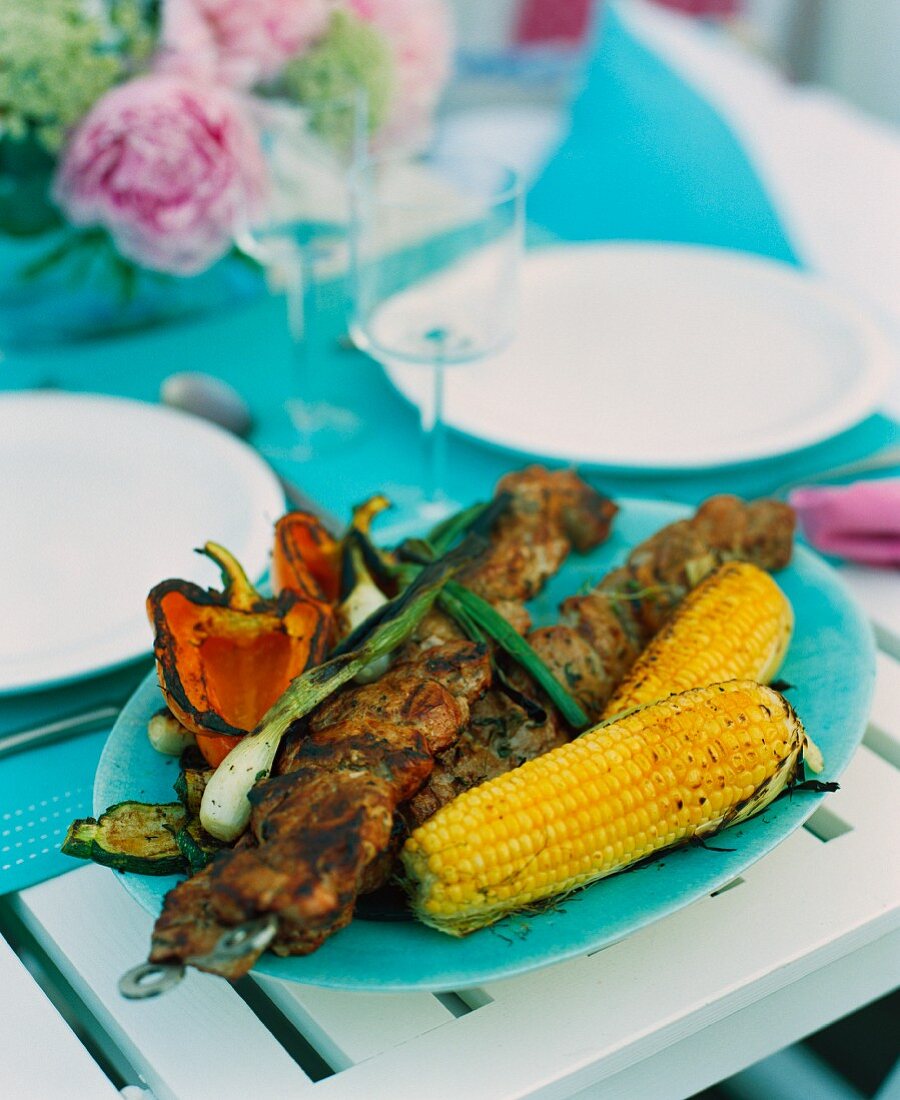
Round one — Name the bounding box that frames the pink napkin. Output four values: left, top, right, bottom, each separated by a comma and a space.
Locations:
789, 479, 900, 567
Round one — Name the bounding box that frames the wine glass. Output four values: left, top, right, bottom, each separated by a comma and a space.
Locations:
242, 90, 368, 459
349, 153, 524, 522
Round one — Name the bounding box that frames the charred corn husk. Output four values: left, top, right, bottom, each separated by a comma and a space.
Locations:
603, 562, 793, 717
403, 681, 817, 936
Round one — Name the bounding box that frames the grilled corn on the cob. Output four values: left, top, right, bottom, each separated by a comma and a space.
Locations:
403, 680, 819, 936
603, 561, 793, 717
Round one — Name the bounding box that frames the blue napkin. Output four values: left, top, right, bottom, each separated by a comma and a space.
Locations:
1, 3, 895, 895
529, 6, 797, 261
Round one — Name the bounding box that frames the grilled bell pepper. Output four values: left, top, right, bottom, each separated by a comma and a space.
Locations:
147, 542, 334, 767
272, 511, 342, 602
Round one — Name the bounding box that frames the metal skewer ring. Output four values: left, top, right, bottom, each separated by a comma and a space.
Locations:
118, 915, 278, 1000
119, 961, 186, 1000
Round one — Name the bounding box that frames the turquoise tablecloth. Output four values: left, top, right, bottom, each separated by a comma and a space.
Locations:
1, 3, 896, 895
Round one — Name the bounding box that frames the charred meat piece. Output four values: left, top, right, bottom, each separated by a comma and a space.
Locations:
149, 642, 491, 977
404, 685, 569, 828
411, 467, 616, 650
691, 495, 795, 569
143, 831, 260, 980
614, 494, 794, 638
408, 465, 616, 666
533, 493, 795, 705
404, 495, 795, 830
457, 466, 618, 603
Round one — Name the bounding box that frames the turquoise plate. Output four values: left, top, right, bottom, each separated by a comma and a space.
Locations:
95, 498, 875, 992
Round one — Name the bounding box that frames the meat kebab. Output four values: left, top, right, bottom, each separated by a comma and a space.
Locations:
148, 468, 617, 977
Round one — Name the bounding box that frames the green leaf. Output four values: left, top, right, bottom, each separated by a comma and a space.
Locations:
0, 171, 62, 236
17, 232, 86, 279
229, 243, 265, 273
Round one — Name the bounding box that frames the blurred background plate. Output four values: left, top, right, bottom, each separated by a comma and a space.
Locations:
0, 392, 285, 695
383, 243, 896, 470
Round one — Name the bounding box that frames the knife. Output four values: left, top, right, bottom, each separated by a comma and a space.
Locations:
277, 473, 343, 537
0, 703, 122, 760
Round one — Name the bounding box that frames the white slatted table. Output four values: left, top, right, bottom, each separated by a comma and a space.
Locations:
1, 562, 898, 1100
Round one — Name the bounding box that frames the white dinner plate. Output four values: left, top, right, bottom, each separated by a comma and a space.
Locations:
0, 392, 285, 696
383, 243, 896, 470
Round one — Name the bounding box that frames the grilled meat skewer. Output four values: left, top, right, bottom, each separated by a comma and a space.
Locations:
149, 641, 491, 976
532, 494, 795, 712
150, 468, 617, 977
458, 465, 619, 600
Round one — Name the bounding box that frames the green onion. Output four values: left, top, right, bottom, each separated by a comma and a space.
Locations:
397, 494, 509, 566
426, 501, 491, 556
268, 575, 450, 730
438, 587, 487, 644
332, 529, 487, 656
438, 587, 547, 722
442, 581, 589, 730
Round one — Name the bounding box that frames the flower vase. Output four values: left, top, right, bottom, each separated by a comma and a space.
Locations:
0, 230, 265, 351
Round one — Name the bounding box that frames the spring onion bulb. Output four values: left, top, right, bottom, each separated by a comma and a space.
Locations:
147, 710, 196, 756
337, 539, 391, 684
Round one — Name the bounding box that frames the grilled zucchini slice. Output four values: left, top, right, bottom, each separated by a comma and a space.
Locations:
175, 817, 225, 874
174, 747, 214, 816
62, 801, 188, 875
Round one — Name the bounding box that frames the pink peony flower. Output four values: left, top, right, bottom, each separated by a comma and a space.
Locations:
160, 0, 332, 88
349, 0, 454, 146
54, 74, 266, 276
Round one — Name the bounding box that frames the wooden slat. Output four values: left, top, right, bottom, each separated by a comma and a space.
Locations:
839, 566, 900, 659
866, 650, 900, 767
564, 929, 900, 1100
12, 866, 313, 1100
0, 934, 120, 1100
252, 976, 457, 1071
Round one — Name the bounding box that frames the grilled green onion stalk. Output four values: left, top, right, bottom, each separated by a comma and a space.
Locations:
441, 582, 589, 729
